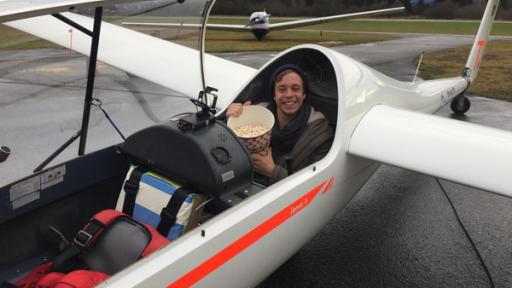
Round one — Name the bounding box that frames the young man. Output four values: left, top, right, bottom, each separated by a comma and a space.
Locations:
227, 64, 333, 185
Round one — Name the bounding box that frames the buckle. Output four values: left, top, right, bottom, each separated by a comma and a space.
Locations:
74, 230, 93, 247
123, 180, 139, 193
160, 207, 176, 222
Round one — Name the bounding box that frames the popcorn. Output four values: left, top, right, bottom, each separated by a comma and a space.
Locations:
234, 124, 268, 138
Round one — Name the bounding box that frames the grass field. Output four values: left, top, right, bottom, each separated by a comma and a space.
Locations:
0, 21, 396, 53
208, 16, 512, 36
420, 40, 512, 101
204, 30, 395, 52
3, 17, 511, 52
123, 16, 512, 36
304, 20, 512, 36
0, 26, 58, 50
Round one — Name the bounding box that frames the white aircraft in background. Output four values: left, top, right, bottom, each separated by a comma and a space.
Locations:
122, 6, 405, 40
0, 0, 510, 287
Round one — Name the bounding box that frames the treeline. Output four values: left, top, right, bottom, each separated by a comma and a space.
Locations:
404, 0, 510, 18
212, 0, 405, 17
211, 0, 512, 20
421, 3, 511, 19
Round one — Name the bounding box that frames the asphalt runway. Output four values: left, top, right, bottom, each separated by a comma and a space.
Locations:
1, 34, 511, 287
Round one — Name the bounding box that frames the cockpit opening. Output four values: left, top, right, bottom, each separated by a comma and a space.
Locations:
234, 48, 339, 127
224, 47, 338, 186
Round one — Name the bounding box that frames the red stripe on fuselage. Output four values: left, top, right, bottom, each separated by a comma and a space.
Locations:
323, 176, 334, 194
167, 180, 328, 288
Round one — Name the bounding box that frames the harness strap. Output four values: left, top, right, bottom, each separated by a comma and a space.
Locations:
52, 217, 106, 272
157, 187, 190, 237
122, 166, 148, 216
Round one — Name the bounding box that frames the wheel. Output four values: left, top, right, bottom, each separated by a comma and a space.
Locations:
450, 96, 471, 114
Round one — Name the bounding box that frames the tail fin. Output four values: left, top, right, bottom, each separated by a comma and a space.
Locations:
465, 0, 500, 83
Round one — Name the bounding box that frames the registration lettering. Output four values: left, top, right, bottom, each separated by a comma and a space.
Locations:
290, 196, 310, 216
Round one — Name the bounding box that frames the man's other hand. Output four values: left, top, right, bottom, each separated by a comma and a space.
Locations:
226, 101, 251, 118
252, 149, 275, 177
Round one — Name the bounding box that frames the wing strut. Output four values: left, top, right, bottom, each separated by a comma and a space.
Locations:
52, 13, 94, 37
33, 7, 104, 172
78, 7, 103, 156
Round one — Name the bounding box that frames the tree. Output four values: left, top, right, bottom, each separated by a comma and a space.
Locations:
399, 0, 414, 14
501, 0, 509, 9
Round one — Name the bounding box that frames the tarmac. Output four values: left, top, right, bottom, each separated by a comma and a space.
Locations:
1, 34, 511, 287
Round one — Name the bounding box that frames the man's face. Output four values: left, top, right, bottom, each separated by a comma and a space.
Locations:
274, 71, 305, 117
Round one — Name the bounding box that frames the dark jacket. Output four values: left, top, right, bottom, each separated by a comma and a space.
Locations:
268, 107, 333, 184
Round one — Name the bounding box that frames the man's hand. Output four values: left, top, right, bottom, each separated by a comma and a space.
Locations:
251, 149, 275, 177
226, 101, 251, 118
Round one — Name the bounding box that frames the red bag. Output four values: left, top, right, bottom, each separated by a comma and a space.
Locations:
16, 210, 170, 288
30, 270, 108, 288
15, 263, 53, 288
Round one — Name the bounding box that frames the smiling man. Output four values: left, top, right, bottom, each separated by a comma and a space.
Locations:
227, 64, 334, 185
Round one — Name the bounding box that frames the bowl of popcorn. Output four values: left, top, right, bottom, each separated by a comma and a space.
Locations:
227, 105, 275, 155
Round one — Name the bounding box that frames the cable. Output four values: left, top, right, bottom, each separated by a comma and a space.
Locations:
435, 178, 495, 288
0, 80, 189, 99
91, 98, 126, 140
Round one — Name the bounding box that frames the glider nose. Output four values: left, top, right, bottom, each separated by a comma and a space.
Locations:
0, 146, 11, 163
250, 28, 268, 40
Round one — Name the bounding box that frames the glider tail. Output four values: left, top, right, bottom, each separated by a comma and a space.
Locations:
464, 0, 500, 83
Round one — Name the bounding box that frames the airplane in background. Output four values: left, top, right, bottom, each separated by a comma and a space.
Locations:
122, 6, 405, 40
0, 0, 510, 287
